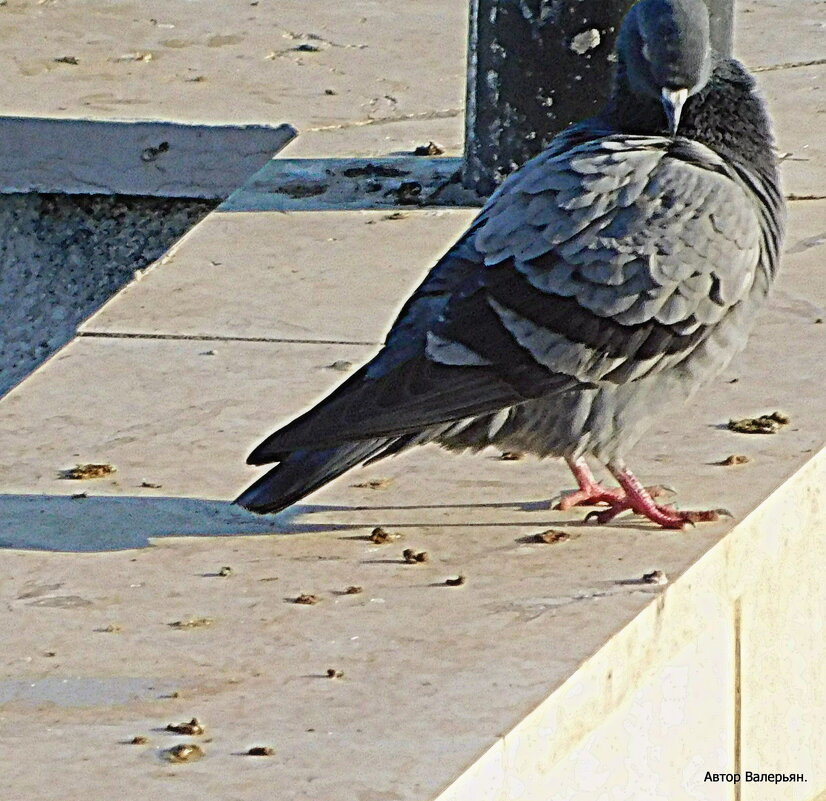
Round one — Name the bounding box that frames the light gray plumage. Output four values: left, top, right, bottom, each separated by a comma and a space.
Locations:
236, 0, 784, 527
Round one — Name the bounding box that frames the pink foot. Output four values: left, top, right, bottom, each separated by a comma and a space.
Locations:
556, 484, 626, 511
555, 457, 667, 511
585, 499, 724, 529
583, 462, 728, 530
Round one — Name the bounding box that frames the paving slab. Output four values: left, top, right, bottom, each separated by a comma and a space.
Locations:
0, 338, 376, 510
80, 209, 477, 342
756, 65, 826, 199
0, 0, 814, 133
0, 335, 733, 799
734, 0, 826, 199
735, 0, 826, 69
81, 185, 826, 344
0, 0, 466, 130
0, 0, 466, 193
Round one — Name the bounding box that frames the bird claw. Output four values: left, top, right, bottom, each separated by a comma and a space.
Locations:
556, 482, 670, 511
584, 500, 725, 529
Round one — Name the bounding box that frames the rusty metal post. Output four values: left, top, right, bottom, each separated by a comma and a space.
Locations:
463, 0, 734, 197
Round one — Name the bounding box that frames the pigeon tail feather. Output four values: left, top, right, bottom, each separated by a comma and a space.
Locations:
235, 439, 394, 514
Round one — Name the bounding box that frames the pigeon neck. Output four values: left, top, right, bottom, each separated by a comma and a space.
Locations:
604, 56, 779, 188
602, 85, 669, 137
603, 56, 674, 136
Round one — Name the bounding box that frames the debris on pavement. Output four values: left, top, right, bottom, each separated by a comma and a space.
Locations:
727, 411, 790, 434
165, 743, 204, 763
413, 141, 444, 156
59, 463, 116, 480
716, 454, 751, 466
369, 527, 399, 544
166, 718, 205, 736
642, 570, 668, 585
247, 746, 275, 756
169, 617, 213, 629
532, 530, 571, 544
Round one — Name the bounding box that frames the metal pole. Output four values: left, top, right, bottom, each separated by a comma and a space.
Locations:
463, 0, 734, 197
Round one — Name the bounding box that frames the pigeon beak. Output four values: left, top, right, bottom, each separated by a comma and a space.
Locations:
661, 87, 688, 136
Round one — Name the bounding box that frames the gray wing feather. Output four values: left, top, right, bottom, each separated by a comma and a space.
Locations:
444, 134, 766, 387
367, 232, 486, 377
248, 131, 770, 458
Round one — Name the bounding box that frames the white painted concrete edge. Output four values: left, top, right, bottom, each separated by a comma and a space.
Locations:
435, 449, 826, 801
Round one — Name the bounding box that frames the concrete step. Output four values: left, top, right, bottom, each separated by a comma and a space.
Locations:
0, 0, 467, 196
1, 198, 825, 798
0, 117, 296, 198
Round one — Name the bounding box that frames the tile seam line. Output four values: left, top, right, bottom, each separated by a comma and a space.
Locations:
306, 107, 462, 132
752, 57, 826, 73
76, 331, 379, 346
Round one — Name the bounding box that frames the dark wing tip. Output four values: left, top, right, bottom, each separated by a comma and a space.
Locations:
246, 444, 284, 466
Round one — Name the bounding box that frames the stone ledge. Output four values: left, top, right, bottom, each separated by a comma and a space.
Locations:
0, 199, 824, 799
0, 116, 296, 198
439, 449, 826, 801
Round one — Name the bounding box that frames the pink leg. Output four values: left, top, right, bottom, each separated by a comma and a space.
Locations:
584, 461, 728, 530
555, 456, 627, 511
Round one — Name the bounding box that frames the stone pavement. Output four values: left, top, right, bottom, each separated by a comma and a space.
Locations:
0, 2, 825, 800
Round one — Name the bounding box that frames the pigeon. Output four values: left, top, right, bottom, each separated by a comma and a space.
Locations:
235, 0, 785, 528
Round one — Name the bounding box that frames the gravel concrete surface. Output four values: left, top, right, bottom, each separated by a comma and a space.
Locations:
0, 193, 214, 396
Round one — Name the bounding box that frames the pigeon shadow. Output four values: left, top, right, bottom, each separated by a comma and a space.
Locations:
0, 493, 362, 553
0, 493, 597, 553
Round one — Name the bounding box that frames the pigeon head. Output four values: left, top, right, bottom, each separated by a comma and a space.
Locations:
616, 0, 713, 135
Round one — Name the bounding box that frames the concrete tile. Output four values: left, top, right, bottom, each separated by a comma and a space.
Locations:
80, 209, 477, 342
0, 334, 749, 800
758, 65, 826, 199
0, 0, 466, 130
0, 337, 377, 509
736, 0, 826, 69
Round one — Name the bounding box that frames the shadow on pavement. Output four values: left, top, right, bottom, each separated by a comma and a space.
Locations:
0, 494, 358, 552
0, 493, 589, 552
